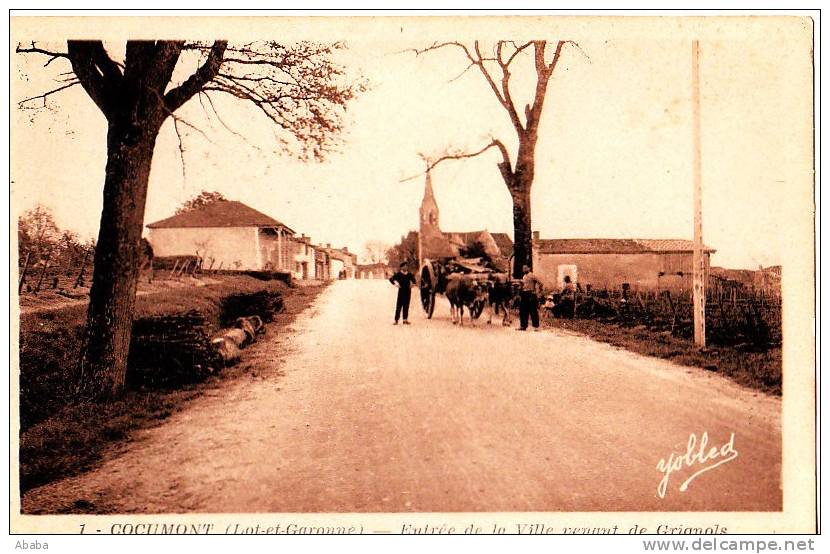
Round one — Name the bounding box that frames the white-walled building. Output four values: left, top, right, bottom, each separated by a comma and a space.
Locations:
291, 234, 317, 280
146, 200, 296, 272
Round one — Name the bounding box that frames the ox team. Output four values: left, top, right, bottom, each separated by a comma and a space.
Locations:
388, 262, 543, 331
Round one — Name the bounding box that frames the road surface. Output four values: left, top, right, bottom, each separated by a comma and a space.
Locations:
22, 280, 781, 513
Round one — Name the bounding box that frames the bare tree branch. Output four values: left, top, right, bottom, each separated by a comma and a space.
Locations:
405, 41, 476, 64
16, 42, 69, 66
410, 40, 525, 134
562, 40, 591, 63
172, 116, 187, 181
164, 40, 227, 112
490, 41, 526, 133
18, 80, 80, 108
503, 40, 533, 67
66, 41, 122, 117
447, 61, 477, 83
198, 90, 266, 153
196, 40, 362, 161
18, 38, 363, 162
399, 138, 510, 182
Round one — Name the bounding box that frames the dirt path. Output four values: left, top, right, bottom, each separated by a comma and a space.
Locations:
22, 280, 781, 513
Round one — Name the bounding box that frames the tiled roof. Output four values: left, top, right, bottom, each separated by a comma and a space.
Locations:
147, 200, 292, 231
535, 238, 715, 254
421, 234, 456, 259
443, 230, 515, 258
490, 232, 514, 257
633, 239, 715, 253
443, 231, 485, 246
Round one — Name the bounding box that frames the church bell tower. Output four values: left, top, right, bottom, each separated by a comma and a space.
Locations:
419, 169, 440, 231
418, 169, 442, 267
417, 168, 453, 266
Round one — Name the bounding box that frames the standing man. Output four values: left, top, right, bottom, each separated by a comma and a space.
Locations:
389, 261, 417, 325
518, 264, 542, 331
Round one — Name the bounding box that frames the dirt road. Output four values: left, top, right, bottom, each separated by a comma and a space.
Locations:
22, 280, 781, 513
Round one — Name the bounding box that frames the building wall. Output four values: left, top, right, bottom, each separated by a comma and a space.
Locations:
342, 254, 357, 278
315, 259, 328, 280
357, 265, 390, 279
258, 231, 280, 271
532, 250, 711, 291
329, 257, 346, 280
147, 226, 260, 270
258, 228, 297, 273
292, 240, 316, 280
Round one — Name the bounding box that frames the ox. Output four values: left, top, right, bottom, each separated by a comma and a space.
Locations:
485, 274, 521, 326
445, 276, 488, 326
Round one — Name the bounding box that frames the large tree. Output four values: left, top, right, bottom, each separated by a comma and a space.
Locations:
17, 40, 362, 398
386, 231, 419, 272
362, 240, 389, 265
412, 40, 583, 277
17, 205, 60, 261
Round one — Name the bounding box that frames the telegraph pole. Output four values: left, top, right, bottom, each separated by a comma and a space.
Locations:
692, 40, 706, 348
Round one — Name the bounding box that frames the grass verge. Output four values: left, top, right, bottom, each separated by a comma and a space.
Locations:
544, 317, 781, 396
18, 279, 324, 496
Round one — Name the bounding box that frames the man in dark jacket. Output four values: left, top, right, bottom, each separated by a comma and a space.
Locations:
389, 262, 417, 325
518, 264, 543, 331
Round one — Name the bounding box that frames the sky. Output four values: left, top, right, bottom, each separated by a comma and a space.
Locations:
11, 16, 814, 268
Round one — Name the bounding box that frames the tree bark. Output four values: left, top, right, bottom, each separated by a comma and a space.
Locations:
77, 113, 162, 398
506, 134, 537, 279
510, 185, 533, 279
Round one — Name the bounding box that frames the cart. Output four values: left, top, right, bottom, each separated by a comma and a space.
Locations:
418, 256, 507, 320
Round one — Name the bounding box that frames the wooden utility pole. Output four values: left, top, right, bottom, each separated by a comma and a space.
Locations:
692, 40, 706, 348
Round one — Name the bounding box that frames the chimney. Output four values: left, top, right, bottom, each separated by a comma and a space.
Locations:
343, 246, 349, 253
326, 243, 331, 249
532, 231, 540, 241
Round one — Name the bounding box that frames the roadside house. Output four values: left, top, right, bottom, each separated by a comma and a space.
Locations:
322, 245, 357, 279
314, 248, 330, 280
532, 233, 715, 291
146, 200, 297, 272
291, 234, 316, 280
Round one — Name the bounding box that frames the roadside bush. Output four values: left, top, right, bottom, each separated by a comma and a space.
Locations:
18, 275, 287, 431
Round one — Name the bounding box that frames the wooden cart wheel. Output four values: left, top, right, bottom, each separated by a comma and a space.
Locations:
420, 263, 436, 319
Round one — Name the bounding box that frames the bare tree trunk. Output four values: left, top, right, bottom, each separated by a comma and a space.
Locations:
511, 185, 533, 279
507, 140, 536, 279
77, 117, 159, 398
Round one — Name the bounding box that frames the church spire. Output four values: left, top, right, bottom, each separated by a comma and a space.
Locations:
420, 168, 439, 229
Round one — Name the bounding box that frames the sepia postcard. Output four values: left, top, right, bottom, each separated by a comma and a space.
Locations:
9, 13, 817, 538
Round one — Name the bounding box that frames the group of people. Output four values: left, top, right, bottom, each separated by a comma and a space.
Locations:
388, 261, 544, 331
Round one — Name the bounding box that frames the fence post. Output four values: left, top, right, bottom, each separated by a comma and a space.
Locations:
177, 260, 190, 278
663, 290, 677, 335
33, 251, 52, 295
73, 247, 91, 289
717, 289, 730, 338
18, 251, 31, 294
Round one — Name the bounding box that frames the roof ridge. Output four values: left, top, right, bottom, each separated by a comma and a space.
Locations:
146, 199, 292, 231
